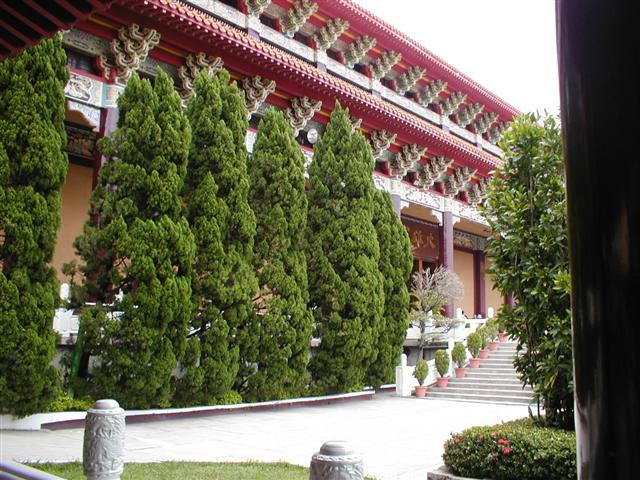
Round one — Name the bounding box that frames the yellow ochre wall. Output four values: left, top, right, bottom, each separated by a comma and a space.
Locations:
453, 249, 474, 317
51, 163, 93, 283
485, 257, 504, 315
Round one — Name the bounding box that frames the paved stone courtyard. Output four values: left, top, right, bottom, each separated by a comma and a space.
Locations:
1, 393, 528, 480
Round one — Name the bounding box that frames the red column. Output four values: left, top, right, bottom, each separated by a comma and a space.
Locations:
473, 251, 486, 318
438, 210, 454, 318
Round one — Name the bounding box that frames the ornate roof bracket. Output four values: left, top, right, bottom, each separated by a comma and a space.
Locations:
280, 0, 318, 38
415, 156, 453, 189
467, 177, 490, 205
178, 53, 224, 99
390, 144, 427, 179
245, 0, 271, 17
241, 75, 276, 118
285, 96, 322, 136
313, 18, 349, 51
487, 122, 507, 144
417, 79, 448, 107
395, 66, 426, 94
350, 116, 362, 132
454, 102, 485, 127
445, 166, 476, 196
344, 35, 377, 68
369, 129, 397, 161
438, 92, 467, 117
98, 24, 160, 83
472, 112, 499, 135
369, 50, 402, 81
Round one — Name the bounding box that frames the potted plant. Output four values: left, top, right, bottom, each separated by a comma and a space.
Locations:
451, 342, 467, 378
487, 320, 500, 350
477, 325, 490, 359
413, 358, 429, 397
497, 314, 508, 342
435, 349, 450, 387
466, 332, 482, 368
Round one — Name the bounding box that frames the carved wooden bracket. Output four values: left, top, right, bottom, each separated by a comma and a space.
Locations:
369, 129, 397, 161
468, 177, 490, 205
417, 79, 448, 107
415, 156, 453, 189
178, 53, 223, 99
369, 51, 402, 80
390, 144, 427, 179
473, 112, 499, 135
487, 122, 507, 144
396, 66, 426, 94
280, 0, 318, 37
285, 96, 322, 136
350, 116, 362, 132
445, 166, 476, 196
344, 35, 376, 67
241, 76, 276, 118
98, 24, 160, 83
438, 92, 467, 117
454, 103, 484, 127
313, 18, 349, 51
245, 0, 271, 17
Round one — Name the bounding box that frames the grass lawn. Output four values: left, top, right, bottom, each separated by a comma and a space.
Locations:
30, 461, 378, 479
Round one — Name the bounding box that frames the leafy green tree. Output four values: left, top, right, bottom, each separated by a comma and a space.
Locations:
306, 102, 384, 393
73, 71, 195, 408
366, 190, 412, 387
0, 36, 68, 416
483, 114, 573, 429
243, 108, 313, 401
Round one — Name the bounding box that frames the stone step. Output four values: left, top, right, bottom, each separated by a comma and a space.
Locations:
447, 380, 531, 391
479, 359, 514, 365
477, 367, 518, 374
430, 386, 534, 397
464, 371, 520, 380
425, 390, 534, 405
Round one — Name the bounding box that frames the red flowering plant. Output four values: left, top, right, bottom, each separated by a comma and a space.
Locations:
442, 418, 576, 480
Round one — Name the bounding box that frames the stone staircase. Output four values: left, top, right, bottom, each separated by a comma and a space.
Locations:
427, 341, 535, 405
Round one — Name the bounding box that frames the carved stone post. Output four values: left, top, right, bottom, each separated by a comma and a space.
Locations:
310, 441, 364, 480
83, 399, 125, 480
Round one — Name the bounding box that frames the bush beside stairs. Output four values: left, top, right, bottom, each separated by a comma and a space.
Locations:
428, 342, 535, 405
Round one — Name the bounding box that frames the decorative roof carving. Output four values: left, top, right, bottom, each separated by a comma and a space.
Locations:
444, 166, 476, 196
395, 66, 426, 94
178, 53, 223, 99
313, 18, 349, 51
369, 51, 402, 81
350, 116, 362, 132
390, 144, 427, 179
415, 156, 453, 190
245, 0, 271, 17
241, 75, 276, 117
454, 103, 485, 127
98, 24, 160, 82
344, 35, 376, 67
438, 92, 467, 117
417, 79, 448, 107
472, 112, 499, 134
487, 122, 508, 144
369, 130, 397, 161
467, 177, 490, 205
285, 96, 322, 136
280, 0, 318, 37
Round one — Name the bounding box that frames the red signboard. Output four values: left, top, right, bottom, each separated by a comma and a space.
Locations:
402, 218, 439, 260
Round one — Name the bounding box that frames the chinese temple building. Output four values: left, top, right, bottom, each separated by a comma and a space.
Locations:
44, 0, 517, 323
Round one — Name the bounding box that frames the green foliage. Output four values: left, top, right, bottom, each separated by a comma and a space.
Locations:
483, 114, 573, 429
214, 390, 243, 405
466, 332, 482, 358
434, 349, 450, 377
443, 418, 576, 480
367, 189, 412, 387
306, 102, 384, 393
451, 342, 467, 368
0, 36, 68, 416
484, 318, 499, 341
413, 359, 429, 386
244, 108, 312, 401
73, 71, 195, 409
47, 395, 94, 413
476, 325, 489, 348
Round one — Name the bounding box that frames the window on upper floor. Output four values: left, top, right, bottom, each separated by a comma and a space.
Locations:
66, 49, 99, 75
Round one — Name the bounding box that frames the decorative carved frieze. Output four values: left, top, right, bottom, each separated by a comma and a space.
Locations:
487, 122, 507, 144
65, 124, 98, 158
245, 0, 271, 17
417, 79, 448, 107
454, 103, 484, 127
390, 144, 427, 179
98, 24, 160, 83
415, 156, 453, 189
467, 177, 490, 205
241, 76, 276, 118
454, 230, 476, 250
178, 53, 223, 98
280, 0, 318, 37
445, 166, 476, 196
369, 130, 397, 161
344, 35, 376, 67
313, 18, 349, 51
395, 66, 426, 94
369, 51, 402, 80
350, 116, 362, 132
285, 96, 322, 136
473, 112, 499, 135
438, 91, 467, 117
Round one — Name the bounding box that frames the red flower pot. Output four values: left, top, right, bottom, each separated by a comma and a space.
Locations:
454, 367, 466, 378
478, 348, 490, 359
469, 358, 480, 368
414, 385, 427, 398
498, 332, 508, 342
436, 377, 449, 387
489, 341, 499, 351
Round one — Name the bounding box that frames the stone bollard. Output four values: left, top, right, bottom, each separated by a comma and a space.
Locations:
310, 440, 363, 480
83, 399, 125, 480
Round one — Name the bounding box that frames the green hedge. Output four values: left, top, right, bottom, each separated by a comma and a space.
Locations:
442, 418, 576, 480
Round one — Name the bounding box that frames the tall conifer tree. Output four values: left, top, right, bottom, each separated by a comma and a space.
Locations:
366, 190, 412, 387
306, 103, 384, 392
74, 71, 194, 408
0, 37, 68, 416
245, 108, 312, 401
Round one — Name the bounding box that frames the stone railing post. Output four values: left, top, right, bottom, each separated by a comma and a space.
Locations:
310, 441, 364, 480
83, 399, 125, 480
